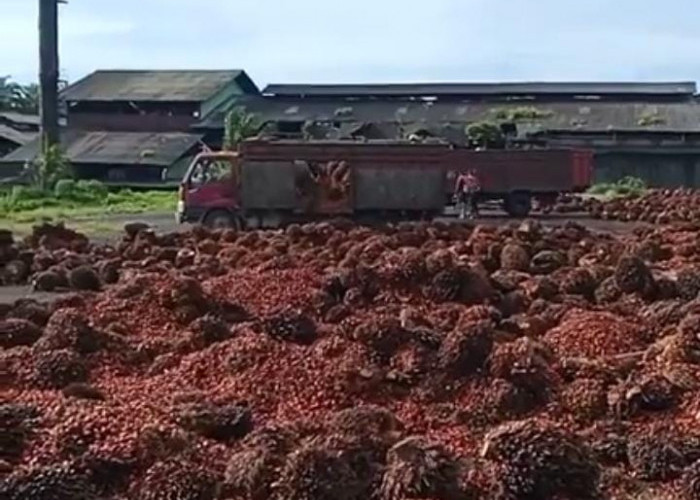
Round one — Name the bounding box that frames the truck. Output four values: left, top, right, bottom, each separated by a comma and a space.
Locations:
177, 139, 593, 229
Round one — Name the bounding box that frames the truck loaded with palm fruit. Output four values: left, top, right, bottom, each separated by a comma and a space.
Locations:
177, 139, 593, 229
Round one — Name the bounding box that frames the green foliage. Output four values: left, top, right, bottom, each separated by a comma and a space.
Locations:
33, 143, 72, 191
105, 190, 175, 211
223, 107, 260, 150
0, 76, 39, 114
10, 185, 48, 206
10, 83, 39, 114
491, 106, 554, 122
10, 185, 46, 201
587, 176, 647, 197
637, 111, 666, 127
53, 179, 76, 198
0, 179, 176, 221
466, 121, 504, 148
0, 77, 11, 110
54, 179, 109, 202
0, 185, 60, 213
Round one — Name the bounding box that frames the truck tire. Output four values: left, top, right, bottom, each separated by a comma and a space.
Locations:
505, 192, 532, 218
203, 210, 241, 230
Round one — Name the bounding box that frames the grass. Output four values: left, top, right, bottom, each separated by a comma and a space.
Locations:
1, 191, 176, 221
0, 180, 177, 227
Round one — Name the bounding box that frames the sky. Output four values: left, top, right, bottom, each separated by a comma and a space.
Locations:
3, 0, 700, 87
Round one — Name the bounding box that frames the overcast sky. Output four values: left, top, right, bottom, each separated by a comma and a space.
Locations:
3, 0, 700, 86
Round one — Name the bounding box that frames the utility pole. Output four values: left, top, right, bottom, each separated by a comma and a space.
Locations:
39, 0, 60, 151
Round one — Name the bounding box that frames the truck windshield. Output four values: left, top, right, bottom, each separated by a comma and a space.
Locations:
189, 159, 232, 187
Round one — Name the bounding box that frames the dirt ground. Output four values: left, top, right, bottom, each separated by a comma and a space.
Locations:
90, 209, 644, 240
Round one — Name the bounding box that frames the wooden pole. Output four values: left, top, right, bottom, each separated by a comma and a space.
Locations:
39, 0, 60, 151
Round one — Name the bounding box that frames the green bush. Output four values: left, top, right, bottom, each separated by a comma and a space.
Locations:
466, 121, 504, 148
79, 179, 109, 197
0, 179, 176, 220
54, 179, 77, 198
616, 176, 646, 194
588, 176, 647, 198
491, 106, 554, 122
223, 107, 261, 150
637, 111, 666, 127
72, 180, 108, 203
34, 143, 72, 191
11, 185, 46, 202
0, 186, 59, 214
53, 179, 110, 203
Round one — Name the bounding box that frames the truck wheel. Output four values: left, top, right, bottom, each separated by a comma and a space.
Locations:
505, 192, 532, 218
203, 210, 240, 230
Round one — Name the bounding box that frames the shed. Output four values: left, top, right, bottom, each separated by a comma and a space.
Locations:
198, 96, 700, 134
262, 82, 697, 102
195, 87, 700, 188
61, 70, 260, 132
0, 112, 40, 156
0, 131, 203, 187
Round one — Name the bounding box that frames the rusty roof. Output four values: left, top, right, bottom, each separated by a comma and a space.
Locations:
263, 82, 697, 98
198, 96, 700, 133
62, 70, 259, 102
1, 131, 202, 166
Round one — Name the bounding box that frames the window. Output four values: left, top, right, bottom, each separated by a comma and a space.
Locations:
190, 158, 233, 186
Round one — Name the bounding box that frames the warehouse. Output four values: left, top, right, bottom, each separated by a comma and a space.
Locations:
198, 81, 700, 187
62, 69, 259, 132
4, 75, 700, 188
0, 130, 202, 187
0, 70, 257, 185
0, 112, 39, 157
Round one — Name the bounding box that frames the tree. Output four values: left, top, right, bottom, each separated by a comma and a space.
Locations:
0, 76, 13, 110
0, 76, 40, 114
30, 141, 71, 191
223, 107, 261, 150
466, 121, 505, 149
11, 83, 40, 114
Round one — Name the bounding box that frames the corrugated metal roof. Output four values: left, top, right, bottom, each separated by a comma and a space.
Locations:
0, 112, 40, 127
0, 131, 202, 166
263, 82, 697, 98
61, 70, 259, 102
198, 96, 700, 133
0, 125, 37, 146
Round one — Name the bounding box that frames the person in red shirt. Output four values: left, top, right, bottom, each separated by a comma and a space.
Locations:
454, 169, 481, 219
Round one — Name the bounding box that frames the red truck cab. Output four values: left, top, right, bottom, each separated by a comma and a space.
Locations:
177, 152, 241, 228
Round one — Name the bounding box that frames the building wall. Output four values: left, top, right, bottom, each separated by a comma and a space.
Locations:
200, 80, 247, 120
68, 112, 198, 133
66, 99, 203, 133
594, 153, 700, 188
0, 158, 24, 180
72, 163, 168, 186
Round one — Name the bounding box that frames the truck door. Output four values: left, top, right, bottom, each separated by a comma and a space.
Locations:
184, 155, 239, 212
